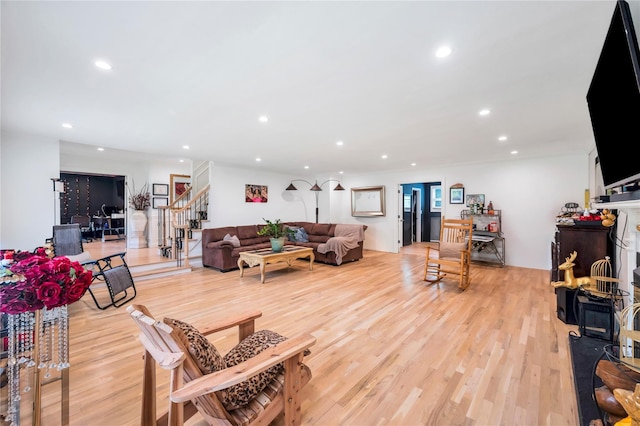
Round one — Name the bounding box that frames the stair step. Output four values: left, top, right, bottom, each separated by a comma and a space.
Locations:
132, 265, 192, 281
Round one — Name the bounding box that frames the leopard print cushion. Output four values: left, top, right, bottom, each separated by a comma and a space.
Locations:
163, 318, 225, 374
218, 330, 288, 410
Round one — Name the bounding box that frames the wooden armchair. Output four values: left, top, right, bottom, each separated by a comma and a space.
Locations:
127, 304, 316, 426
423, 217, 474, 290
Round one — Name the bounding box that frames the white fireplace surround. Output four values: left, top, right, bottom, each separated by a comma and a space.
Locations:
593, 199, 640, 307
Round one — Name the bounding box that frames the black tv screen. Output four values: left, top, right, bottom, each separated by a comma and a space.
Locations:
587, 0, 640, 190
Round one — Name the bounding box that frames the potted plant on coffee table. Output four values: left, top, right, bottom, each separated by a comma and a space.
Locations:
257, 218, 294, 252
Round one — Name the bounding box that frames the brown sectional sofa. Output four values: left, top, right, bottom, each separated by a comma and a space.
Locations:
202, 222, 366, 272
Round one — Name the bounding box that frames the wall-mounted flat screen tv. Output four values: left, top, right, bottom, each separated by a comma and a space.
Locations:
587, 0, 640, 190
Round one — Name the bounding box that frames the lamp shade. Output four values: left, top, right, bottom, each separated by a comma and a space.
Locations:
286, 183, 297, 191
310, 182, 322, 191
333, 183, 345, 191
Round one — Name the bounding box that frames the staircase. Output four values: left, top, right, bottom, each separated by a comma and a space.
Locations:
128, 258, 193, 281
157, 184, 210, 271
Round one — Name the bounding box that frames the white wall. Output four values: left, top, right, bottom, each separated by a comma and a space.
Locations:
146, 163, 191, 246
335, 153, 588, 270
60, 149, 191, 247
1, 130, 588, 271
0, 131, 61, 250
210, 164, 323, 226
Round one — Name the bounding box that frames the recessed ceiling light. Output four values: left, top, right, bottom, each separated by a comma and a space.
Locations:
381, 154, 388, 159
61, 123, 73, 129
255, 157, 261, 162
259, 116, 269, 123
95, 60, 112, 70
304, 165, 309, 169
336, 141, 344, 146
179, 159, 184, 163
479, 109, 491, 116
498, 135, 508, 141
510, 150, 518, 155
411, 163, 416, 166
435, 46, 452, 58
182, 145, 189, 150
97, 147, 104, 151
339, 171, 344, 174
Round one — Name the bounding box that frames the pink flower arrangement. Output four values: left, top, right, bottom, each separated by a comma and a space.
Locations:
0, 249, 93, 314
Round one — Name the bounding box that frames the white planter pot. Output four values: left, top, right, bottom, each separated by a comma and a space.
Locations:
270, 237, 285, 252
129, 210, 148, 248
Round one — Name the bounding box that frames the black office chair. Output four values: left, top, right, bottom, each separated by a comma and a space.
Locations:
84, 252, 137, 310
52, 224, 84, 256
71, 215, 93, 242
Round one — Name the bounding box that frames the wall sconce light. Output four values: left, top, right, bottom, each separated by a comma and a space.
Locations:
51, 178, 65, 193
286, 179, 345, 223
51, 178, 65, 225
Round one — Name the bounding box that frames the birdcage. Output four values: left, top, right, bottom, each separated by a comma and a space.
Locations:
619, 303, 640, 370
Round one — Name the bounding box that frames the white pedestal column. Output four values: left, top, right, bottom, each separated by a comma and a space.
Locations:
129, 210, 148, 248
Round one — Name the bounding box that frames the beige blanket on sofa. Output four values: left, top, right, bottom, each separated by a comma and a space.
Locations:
317, 224, 364, 265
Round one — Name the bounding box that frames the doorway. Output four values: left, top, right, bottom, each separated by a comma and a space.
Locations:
60, 172, 125, 222
401, 182, 441, 247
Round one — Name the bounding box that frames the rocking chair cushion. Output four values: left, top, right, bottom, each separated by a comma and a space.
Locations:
439, 242, 467, 259
164, 318, 225, 374
219, 330, 288, 410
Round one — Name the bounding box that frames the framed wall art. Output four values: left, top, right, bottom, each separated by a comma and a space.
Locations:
465, 193, 485, 207
152, 197, 168, 209
450, 187, 465, 204
245, 184, 268, 203
170, 174, 191, 204
351, 186, 385, 217
431, 185, 442, 210
152, 183, 169, 196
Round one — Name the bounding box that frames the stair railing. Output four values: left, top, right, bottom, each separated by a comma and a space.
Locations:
170, 184, 210, 267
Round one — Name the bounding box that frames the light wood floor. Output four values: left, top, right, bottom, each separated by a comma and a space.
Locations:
80, 239, 167, 267
21, 242, 579, 425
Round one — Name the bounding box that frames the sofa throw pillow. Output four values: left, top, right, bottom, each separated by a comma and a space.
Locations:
295, 227, 309, 243
163, 318, 225, 375
218, 330, 288, 410
286, 226, 300, 242
223, 233, 241, 247
439, 242, 467, 259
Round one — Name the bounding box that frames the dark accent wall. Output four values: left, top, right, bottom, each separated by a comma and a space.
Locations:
60, 173, 125, 224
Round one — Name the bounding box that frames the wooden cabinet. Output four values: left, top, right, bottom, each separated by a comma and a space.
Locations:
551, 225, 613, 282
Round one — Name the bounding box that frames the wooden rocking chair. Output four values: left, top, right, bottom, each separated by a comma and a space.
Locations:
127, 304, 316, 426
423, 217, 474, 290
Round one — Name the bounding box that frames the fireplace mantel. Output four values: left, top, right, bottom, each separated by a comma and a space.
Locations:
593, 199, 640, 305
594, 199, 640, 214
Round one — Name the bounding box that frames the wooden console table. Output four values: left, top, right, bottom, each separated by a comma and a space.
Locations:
238, 246, 314, 283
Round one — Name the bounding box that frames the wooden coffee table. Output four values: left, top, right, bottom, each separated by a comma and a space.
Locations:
238, 246, 314, 283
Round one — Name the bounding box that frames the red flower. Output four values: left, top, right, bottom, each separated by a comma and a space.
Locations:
37, 281, 62, 306
1, 300, 30, 314
0, 287, 22, 303
0, 250, 93, 314
67, 280, 87, 302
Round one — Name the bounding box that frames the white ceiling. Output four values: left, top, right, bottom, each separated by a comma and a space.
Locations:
1, 1, 621, 176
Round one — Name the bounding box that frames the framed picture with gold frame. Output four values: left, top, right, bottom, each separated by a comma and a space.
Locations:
351, 186, 385, 217
170, 174, 191, 204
